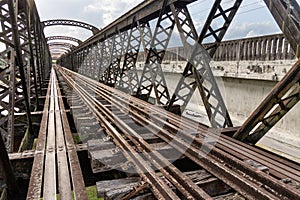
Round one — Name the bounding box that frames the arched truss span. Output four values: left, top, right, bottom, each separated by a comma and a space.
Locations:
46, 36, 83, 44
49, 47, 71, 54
48, 42, 76, 49
42, 19, 99, 34
50, 49, 69, 58
49, 48, 71, 54
51, 52, 68, 59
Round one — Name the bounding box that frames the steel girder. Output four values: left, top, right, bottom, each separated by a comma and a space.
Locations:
49, 49, 69, 59
78, 47, 91, 76
46, 35, 83, 44
116, 23, 143, 94
263, 0, 300, 58
0, 125, 19, 199
198, 0, 243, 57
47, 36, 81, 59
69, 0, 196, 49
42, 19, 99, 34
83, 44, 100, 79
99, 38, 113, 82
85, 45, 98, 79
48, 42, 76, 50
166, 1, 243, 128
103, 31, 126, 86
136, 0, 175, 105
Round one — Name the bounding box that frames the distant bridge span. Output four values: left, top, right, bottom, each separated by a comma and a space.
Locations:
42, 19, 99, 34
46, 36, 83, 44
48, 42, 76, 49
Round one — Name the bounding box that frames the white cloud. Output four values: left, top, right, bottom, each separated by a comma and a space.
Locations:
245, 30, 257, 38
225, 21, 281, 40
83, 0, 143, 26
35, 0, 298, 45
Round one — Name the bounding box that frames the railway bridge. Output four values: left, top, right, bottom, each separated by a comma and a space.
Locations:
1, 0, 300, 199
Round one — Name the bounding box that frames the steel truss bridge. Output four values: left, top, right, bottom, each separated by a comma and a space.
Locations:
0, 0, 300, 199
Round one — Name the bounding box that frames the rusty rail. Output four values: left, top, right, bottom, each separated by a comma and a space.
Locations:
56, 65, 300, 199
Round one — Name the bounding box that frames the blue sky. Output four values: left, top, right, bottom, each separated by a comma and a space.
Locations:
35, 0, 300, 44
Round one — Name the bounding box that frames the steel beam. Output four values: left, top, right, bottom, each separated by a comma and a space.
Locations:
57, 0, 300, 137
8, 0, 35, 143
232, 0, 300, 142
0, 0, 51, 153
0, 130, 20, 199
116, 21, 142, 94
46, 36, 83, 44
73, 0, 196, 52
42, 19, 99, 34
99, 38, 113, 82
137, 0, 175, 105
168, 2, 236, 128
198, 0, 243, 57
103, 31, 125, 86
48, 42, 76, 50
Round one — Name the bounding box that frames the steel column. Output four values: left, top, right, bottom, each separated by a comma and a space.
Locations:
0, 129, 20, 199
104, 31, 125, 86
198, 0, 243, 57
137, 0, 175, 105
168, 3, 234, 128
116, 21, 142, 94
99, 38, 113, 82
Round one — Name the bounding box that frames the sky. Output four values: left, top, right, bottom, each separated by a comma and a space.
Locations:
35, 0, 300, 46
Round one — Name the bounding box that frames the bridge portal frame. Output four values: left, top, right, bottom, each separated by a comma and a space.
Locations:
46, 35, 82, 44
42, 19, 99, 34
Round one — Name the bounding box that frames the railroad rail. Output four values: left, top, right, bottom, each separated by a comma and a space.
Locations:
54, 65, 300, 199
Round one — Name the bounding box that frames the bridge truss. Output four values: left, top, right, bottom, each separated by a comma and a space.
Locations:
42, 19, 100, 34
0, 0, 300, 199
58, 0, 300, 136
0, 0, 51, 198
46, 35, 83, 45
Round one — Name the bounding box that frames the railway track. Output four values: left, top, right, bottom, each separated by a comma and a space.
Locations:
55, 65, 300, 200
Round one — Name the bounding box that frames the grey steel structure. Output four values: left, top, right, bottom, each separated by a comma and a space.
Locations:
46, 35, 83, 45
0, 0, 300, 198
42, 19, 99, 34
58, 0, 300, 133
0, 0, 51, 198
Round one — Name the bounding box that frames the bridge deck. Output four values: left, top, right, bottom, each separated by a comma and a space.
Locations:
26, 68, 87, 200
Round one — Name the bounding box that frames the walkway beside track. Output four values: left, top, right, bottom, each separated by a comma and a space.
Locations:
26, 68, 88, 200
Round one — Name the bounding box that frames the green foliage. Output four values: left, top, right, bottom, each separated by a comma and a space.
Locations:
0, 59, 5, 67
40, 186, 103, 200
32, 138, 38, 150
73, 134, 82, 144
86, 186, 103, 200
